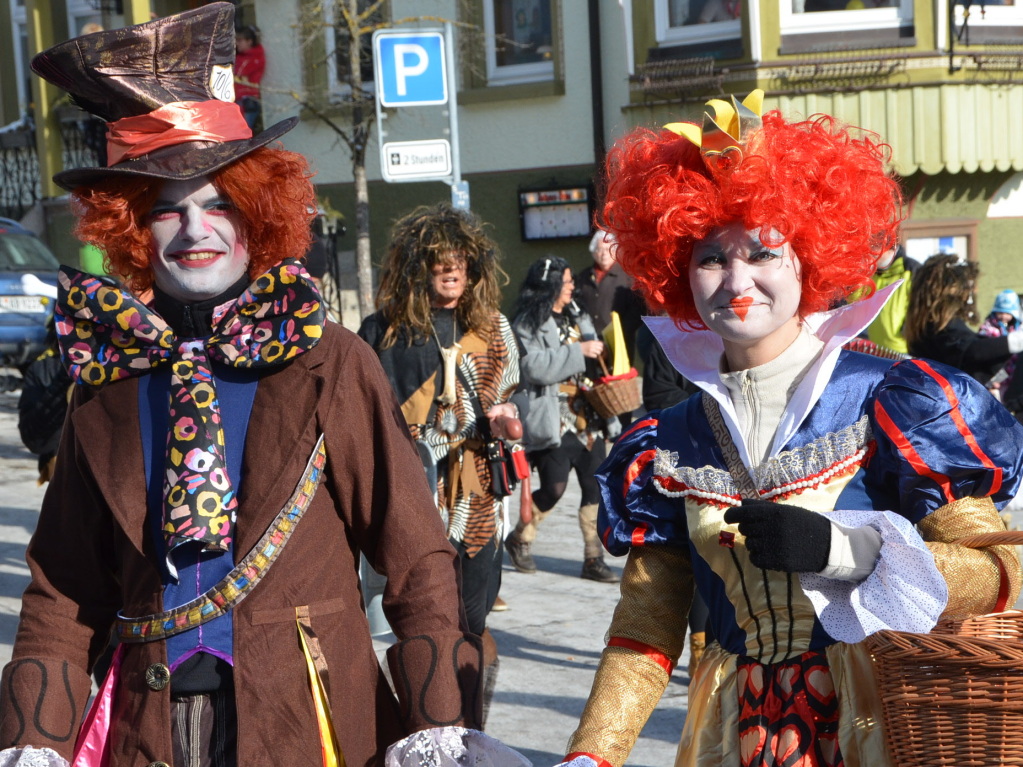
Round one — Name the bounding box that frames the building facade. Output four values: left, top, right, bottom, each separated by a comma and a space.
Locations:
3, 0, 1023, 321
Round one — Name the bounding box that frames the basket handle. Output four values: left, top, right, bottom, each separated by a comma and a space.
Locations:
953, 530, 1023, 548
596, 353, 610, 379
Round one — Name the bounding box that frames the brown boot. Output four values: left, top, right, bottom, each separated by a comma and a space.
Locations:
505, 529, 537, 573
505, 503, 548, 573
581, 556, 620, 583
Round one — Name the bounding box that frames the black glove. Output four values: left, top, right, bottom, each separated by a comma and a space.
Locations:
722, 499, 832, 573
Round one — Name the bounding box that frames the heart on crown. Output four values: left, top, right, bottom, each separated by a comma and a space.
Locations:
663, 89, 764, 175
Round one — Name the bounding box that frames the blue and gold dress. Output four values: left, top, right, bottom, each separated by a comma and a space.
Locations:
568, 291, 1023, 767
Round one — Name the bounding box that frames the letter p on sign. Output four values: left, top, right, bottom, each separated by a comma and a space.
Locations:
374, 31, 448, 107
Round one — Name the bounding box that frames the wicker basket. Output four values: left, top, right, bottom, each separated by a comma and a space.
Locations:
583, 358, 641, 419
865, 530, 1023, 767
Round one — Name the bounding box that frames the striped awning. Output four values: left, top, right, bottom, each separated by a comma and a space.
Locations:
774, 84, 1023, 176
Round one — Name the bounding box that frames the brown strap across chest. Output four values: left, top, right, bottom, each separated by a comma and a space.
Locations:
116, 434, 328, 643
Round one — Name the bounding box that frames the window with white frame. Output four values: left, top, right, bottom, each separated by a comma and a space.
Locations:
654, 0, 741, 47
780, 0, 913, 35
952, 0, 1023, 36
483, 0, 554, 86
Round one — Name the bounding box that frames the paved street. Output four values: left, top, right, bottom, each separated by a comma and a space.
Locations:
0, 386, 690, 766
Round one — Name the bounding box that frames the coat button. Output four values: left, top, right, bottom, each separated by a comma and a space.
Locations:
148, 762, 171, 767
145, 663, 170, 691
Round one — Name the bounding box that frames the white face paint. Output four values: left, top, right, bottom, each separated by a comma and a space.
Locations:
689, 221, 803, 369
147, 177, 250, 302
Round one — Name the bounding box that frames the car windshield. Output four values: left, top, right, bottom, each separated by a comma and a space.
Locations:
0, 232, 61, 272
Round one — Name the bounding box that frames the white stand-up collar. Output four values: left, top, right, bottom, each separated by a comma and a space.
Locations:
644, 282, 902, 468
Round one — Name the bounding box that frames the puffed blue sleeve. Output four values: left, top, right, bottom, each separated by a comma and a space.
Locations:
872, 358, 1023, 522
596, 414, 690, 557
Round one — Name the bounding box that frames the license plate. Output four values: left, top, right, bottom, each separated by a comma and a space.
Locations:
0, 295, 47, 313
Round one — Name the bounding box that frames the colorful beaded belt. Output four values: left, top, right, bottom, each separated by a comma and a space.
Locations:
115, 434, 327, 643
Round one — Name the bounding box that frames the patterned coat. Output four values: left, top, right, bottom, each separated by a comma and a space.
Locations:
358, 310, 520, 556
0, 322, 482, 767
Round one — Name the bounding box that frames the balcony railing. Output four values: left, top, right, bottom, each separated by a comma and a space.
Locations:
0, 117, 39, 220
0, 106, 103, 221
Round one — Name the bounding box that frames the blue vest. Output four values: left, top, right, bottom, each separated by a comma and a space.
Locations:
139, 364, 258, 670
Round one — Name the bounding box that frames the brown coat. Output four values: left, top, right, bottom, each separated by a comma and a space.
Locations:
0, 322, 482, 766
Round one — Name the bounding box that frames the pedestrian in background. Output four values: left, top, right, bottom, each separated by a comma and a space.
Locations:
357, 202, 521, 722
574, 229, 645, 374
234, 24, 265, 131
507, 257, 620, 584
977, 288, 1021, 403
904, 253, 1023, 386
865, 243, 914, 355
16, 318, 71, 485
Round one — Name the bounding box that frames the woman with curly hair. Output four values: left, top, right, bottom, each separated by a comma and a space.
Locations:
904, 254, 1023, 386
562, 93, 1023, 767
507, 256, 619, 583
358, 202, 520, 717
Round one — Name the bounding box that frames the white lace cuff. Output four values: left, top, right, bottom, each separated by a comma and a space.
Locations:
0, 747, 69, 767
799, 509, 948, 643
385, 727, 532, 767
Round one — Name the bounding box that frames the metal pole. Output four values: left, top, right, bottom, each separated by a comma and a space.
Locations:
445, 21, 460, 187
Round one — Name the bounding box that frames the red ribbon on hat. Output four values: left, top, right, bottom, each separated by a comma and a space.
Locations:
105, 100, 253, 166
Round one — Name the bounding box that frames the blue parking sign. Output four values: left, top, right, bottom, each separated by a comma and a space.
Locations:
374, 31, 448, 107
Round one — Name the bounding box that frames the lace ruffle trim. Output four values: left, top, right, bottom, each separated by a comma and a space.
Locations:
652, 415, 873, 505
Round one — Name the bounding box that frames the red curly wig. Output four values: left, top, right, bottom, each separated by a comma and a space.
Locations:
71, 147, 316, 294
600, 111, 903, 329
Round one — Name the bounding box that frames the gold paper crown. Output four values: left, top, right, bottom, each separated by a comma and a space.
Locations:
664, 89, 764, 173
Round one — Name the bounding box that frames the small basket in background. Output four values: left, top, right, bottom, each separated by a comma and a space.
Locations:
865, 529, 1023, 767
583, 356, 641, 419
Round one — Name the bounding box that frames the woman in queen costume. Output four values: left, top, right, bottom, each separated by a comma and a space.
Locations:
563, 91, 1023, 767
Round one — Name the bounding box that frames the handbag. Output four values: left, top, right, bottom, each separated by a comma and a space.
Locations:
455, 366, 525, 499
487, 439, 516, 498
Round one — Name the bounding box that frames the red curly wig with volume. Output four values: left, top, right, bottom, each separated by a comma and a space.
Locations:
600, 110, 903, 329
71, 147, 316, 295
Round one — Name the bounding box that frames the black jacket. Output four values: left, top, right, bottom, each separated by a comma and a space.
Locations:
908, 318, 1012, 386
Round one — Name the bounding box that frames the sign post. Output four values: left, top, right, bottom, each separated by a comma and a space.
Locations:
373, 25, 466, 204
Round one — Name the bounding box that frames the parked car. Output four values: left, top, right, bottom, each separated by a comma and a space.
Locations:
0, 217, 60, 369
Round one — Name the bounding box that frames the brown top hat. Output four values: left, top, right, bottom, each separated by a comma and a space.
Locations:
30, 1, 297, 192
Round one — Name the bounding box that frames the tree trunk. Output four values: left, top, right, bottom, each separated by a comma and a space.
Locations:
353, 142, 373, 320
347, 0, 375, 320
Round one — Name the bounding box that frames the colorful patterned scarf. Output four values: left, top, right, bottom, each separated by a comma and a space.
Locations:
55, 259, 325, 560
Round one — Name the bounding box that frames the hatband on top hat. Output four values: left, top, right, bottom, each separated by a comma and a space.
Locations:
30, 2, 297, 192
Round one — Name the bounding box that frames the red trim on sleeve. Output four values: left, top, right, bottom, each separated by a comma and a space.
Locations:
910, 359, 1003, 496
620, 417, 657, 442
564, 753, 614, 767
994, 553, 1011, 613
874, 399, 954, 503
623, 449, 657, 498
631, 522, 648, 546
607, 636, 675, 674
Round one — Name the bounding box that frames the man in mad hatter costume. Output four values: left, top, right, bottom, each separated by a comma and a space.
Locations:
0, 5, 494, 766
